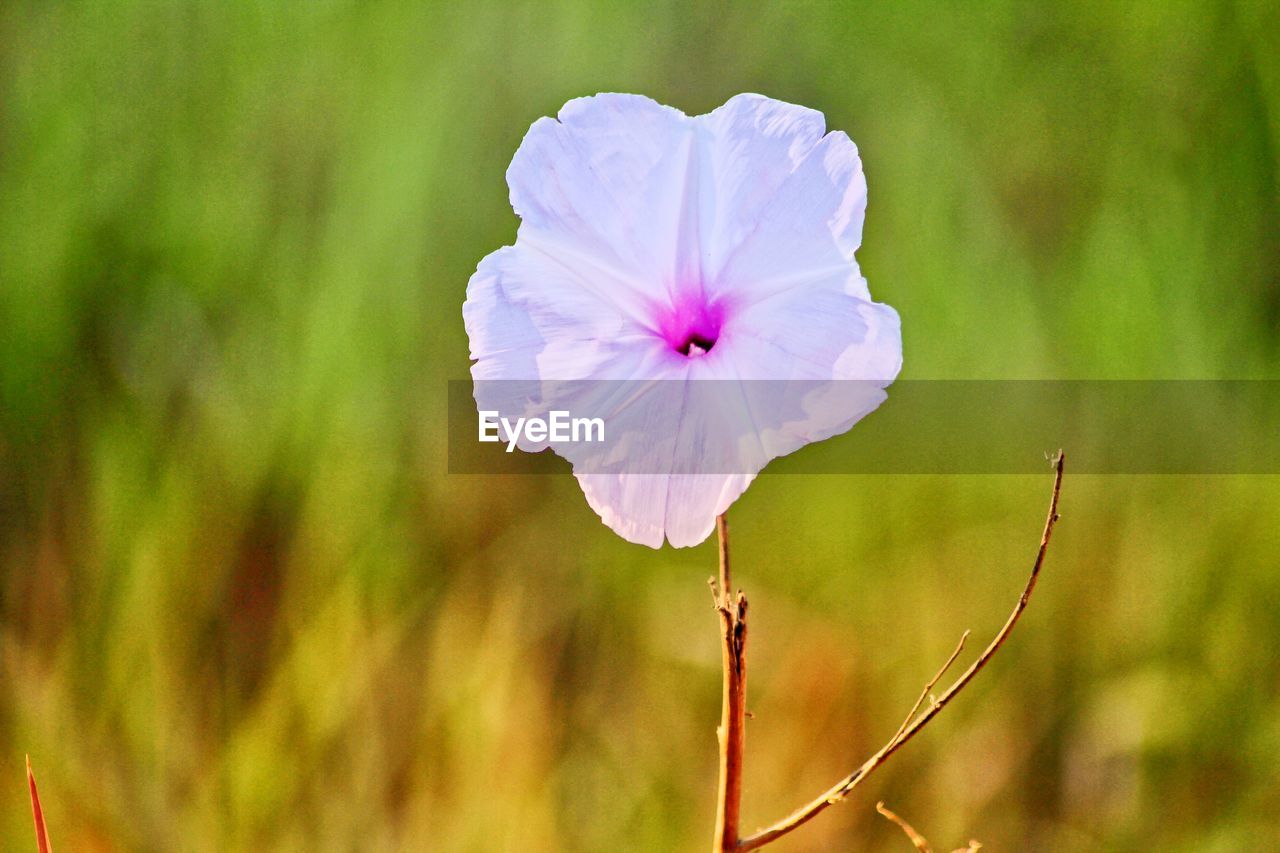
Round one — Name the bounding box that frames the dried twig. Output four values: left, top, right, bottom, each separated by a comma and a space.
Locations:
876, 802, 983, 853
891, 630, 971, 749
876, 801, 933, 852
711, 514, 748, 852
736, 451, 1065, 850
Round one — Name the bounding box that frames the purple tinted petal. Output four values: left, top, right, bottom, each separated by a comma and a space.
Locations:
698, 94, 828, 277
464, 243, 670, 382
577, 472, 755, 549
726, 278, 902, 382
508, 94, 697, 310
711, 131, 868, 307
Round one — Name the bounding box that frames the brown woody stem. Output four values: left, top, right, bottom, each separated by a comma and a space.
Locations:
711, 514, 747, 852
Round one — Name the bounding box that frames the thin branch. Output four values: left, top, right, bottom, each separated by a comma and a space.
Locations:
876, 802, 933, 852
891, 630, 970, 748
738, 451, 1065, 851
712, 514, 748, 852
876, 802, 983, 853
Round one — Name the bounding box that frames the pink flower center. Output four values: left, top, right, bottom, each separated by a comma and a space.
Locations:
655, 291, 725, 358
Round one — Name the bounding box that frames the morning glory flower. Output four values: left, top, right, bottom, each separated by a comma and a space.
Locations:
464, 93, 901, 548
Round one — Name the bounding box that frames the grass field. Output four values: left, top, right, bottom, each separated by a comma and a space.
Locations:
2, 2, 1278, 850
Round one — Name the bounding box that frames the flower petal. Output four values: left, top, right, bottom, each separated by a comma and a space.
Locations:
507, 94, 698, 320
464, 243, 671, 382
577, 472, 755, 549
724, 277, 902, 382
463, 247, 546, 381
710, 129, 868, 306
697, 93, 828, 278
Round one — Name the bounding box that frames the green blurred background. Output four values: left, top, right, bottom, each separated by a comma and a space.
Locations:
2, 2, 1278, 850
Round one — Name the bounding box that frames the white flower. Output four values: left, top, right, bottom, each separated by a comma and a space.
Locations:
464, 93, 901, 547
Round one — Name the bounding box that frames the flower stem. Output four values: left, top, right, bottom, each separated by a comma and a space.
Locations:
712, 514, 747, 852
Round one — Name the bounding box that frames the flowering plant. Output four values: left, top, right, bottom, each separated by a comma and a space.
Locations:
464, 93, 1063, 851
465, 93, 901, 547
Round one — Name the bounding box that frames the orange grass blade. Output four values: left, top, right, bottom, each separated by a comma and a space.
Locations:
26, 756, 53, 853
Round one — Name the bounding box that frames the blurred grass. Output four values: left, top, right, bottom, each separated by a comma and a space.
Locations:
1, 1, 1278, 850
